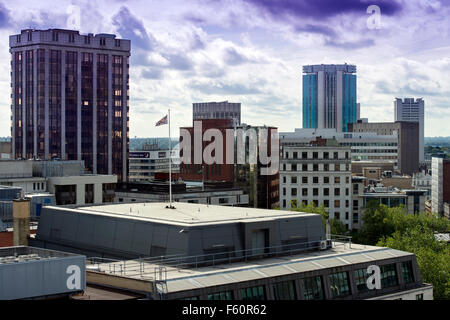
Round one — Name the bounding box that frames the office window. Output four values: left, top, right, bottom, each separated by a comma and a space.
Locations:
324, 164, 329, 171
291, 188, 297, 196
241, 286, 265, 300
283, 164, 286, 171
401, 261, 414, 284
84, 36, 90, 44
282, 199, 286, 208
334, 200, 340, 208
302, 188, 308, 196
334, 212, 340, 219
335, 164, 340, 172
302, 164, 308, 171
324, 188, 329, 196
380, 264, 398, 288
346, 188, 349, 196
293, 152, 298, 159
313, 152, 318, 159
416, 294, 423, 300
282, 188, 286, 196
324, 152, 329, 159
328, 272, 351, 298
302, 152, 307, 159
273, 281, 296, 300
345, 212, 349, 220
292, 164, 297, 171
334, 188, 340, 196
346, 177, 350, 184
345, 200, 349, 208
207, 291, 233, 300
334, 152, 338, 159
285, 152, 289, 159
313, 177, 319, 184
283, 176, 286, 184
313, 164, 318, 171
313, 188, 319, 196
324, 177, 329, 184
312, 200, 318, 207
334, 177, 340, 184
324, 200, 329, 207
291, 176, 297, 184
302, 276, 324, 300
354, 269, 370, 293
68, 34, 75, 42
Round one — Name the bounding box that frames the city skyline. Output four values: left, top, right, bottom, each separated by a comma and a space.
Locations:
0, 0, 449, 139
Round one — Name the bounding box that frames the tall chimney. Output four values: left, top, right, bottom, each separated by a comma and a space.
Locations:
13, 199, 31, 246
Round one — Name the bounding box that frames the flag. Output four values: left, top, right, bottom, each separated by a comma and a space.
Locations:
155, 115, 168, 127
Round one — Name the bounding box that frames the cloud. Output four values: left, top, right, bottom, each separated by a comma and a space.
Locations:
294, 24, 337, 37
243, 0, 402, 20
141, 68, 164, 80
0, 3, 11, 28
112, 6, 155, 50
325, 38, 375, 49
189, 80, 264, 95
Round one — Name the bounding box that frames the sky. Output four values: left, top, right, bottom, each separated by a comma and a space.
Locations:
0, 0, 449, 138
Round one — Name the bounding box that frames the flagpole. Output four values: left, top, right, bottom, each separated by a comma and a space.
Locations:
168, 109, 172, 208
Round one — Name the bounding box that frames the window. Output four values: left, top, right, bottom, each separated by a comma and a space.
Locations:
334, 188, 340, 196
115, 39, 121, 47
182, 296, 199, 300
302, 276, 324, 300
334, 212, 340, 219
16, 35, 21, 43
241, 286, 265, 300
302, 164, 308, 171
334, 177, 340, 184
273, 281, 296, 300
313, 177, 319, 184
302, 152, 307, 159
328, 272, 351, 298
324, 164, 329, 171
302, 176, 308, 184
324, 200, 329, 207
282, 199, 286, 208
335, 164, 340, 171
354, 269, 370, 292
334, 200, 340, 208
207, 291, 233, 300
324, 177, 329, 184
416, 294, 423, 300
100, 37, 106, 46
291, 176, 297, 184
52, 31, 58, 41
345, 212, 349, 220
401, 261, 414, 284
84, 36, 90, 44
324, 188, 329, 196
293, 152, 298, 159
302, 188, 308, 196
313, 164, 318, 171
282, 188, 286, 196
313, 152, 318, 159
345, 200, 349, 208
27, 32, 32, 41
283, 176, 286, 184
334, 152, 338, 159
346, 177, 349, 184
346, 188, 349, 196
313, 188, 319, 196
292, 164, 297, 171
68, 34, 75, 42
291, 188, 297, 196
324, 152, 329, 159
380, 264, 398, 288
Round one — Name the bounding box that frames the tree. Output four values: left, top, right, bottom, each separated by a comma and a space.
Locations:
378, 226, 450, 300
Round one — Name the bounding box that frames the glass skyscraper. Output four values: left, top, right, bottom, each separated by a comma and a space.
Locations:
302, 64, 357, 132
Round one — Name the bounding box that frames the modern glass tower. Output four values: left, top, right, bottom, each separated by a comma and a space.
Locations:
9, 29, 130, 182
302, 64, 357, 132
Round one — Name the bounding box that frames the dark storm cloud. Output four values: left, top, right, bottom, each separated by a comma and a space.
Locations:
243, 0, 402, 19
0, 2, 11, 28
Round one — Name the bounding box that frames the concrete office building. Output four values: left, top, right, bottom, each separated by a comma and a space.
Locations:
280, 146, 353, 229
10, 29, 130, 182
0, 160, 116, 206
431, 157, 450, 216
193, 101, 241, 127
280, 128, 398, 170
129, 149, 180, 182
348, 121, 419, 175
0, 246, 85, 300
395, 98, 424, 162
303, 64, 357, 132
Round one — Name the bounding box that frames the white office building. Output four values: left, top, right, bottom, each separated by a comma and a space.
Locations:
280, 146, 353, 230
394, 98, 424, 162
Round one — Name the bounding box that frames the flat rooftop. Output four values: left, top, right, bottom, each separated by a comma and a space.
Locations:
0, 246, 81, 265
46, 202, 316, 227
88, 243, 413, 294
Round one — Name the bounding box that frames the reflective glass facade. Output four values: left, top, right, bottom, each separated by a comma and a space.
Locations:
302, 74, 317, 128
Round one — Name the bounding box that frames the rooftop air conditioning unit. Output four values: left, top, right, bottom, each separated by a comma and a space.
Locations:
319, 240, 327, 250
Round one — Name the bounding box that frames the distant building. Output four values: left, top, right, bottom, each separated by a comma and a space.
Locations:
348, 121, 419, 175
0, 246, 85, 300
193, 101, 241, 127
302, 64, 357, 132
395, 98, 424, 162
10, 29, 130, 182
129, 149, 179, 182
431, 157, 450, 216
280, 145, 353, 229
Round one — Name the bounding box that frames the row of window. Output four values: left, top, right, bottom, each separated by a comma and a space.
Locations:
282, 163, 350, 172
282, 175, 350, 185
283, 151, 349, 160
183, 261, 415, 300
283, 187, 350, 197
16, 33, 122, 48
